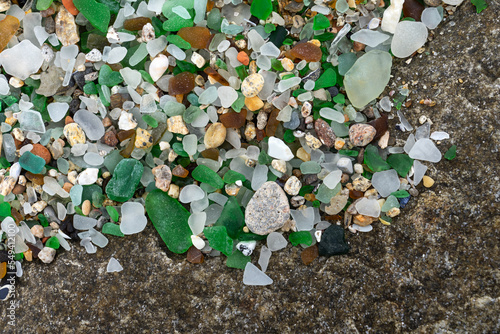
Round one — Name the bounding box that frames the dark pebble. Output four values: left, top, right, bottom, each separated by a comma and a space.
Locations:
318, 225, 349, 256
327, 86, 339, 97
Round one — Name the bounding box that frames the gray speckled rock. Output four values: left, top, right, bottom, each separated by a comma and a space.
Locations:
245, 181, 290, 235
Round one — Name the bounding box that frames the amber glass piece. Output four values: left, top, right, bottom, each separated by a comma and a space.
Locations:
204, 67, 229, 86
119, 134, 136, 158
349, 189, 364, 200
325, 214, 343, 221
187, 246, 204, 263
219, 109, 247, 128
25, 172, 45, 185
0, 262, 6, 279
177, 27, 211, 49
123, 17, 152, 31
201, 148, 219, 161
290, 42, 322, 62
172, 164, 189, 178
0, 16, 20, 53
301, 245, 319, 265
11, 207, 23, 224
304, 193, 316, 202
169, 72, 195, 95
116, 129, 135, 142
110, 93, 126, 109
403, 0, 424, 21
265, 109, 280, 137
256, 129, 265, 141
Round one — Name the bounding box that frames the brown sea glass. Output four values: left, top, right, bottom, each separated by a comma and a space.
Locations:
168, 72, 195, 95
403, 0, 425, 21
290, 42, 322, 62
219, 109, 247, 128
177, 27, 211, 49
123, 17, 152, 31
204, 67, 229, 86
265, 109, 280, 137
172, 164, 189, 178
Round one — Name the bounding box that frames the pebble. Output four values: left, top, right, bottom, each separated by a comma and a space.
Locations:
63, 123, 86, 146
82, 200, 91, 215
349, 124, 376, 147
318, 225, 349, 256
244, 122, 257, 141
30, 144, 51, 164
168, 183, 180, 199
352, 175, 371, 192
152, 165, 172, 192
204, 122, 226, 149
134, 128, 153, 149
149, 54, 169, 81
118, 111, 138, 131
241, 73, 265, 98
245, 182, 290, 235
236, 240, 257, 256
38, 247, 56, 264
387, 207, 401, 217
271, 159, 287, 174
167, 115, 189, 135
314, 119, 336, 148
296, 147, 311, 162
55, 7, 80, 46
422, 175, 435, 188
305, 133, 322, 150
325, 193, 349, 215
284, 176, 301, 196
30, 225, 44, 238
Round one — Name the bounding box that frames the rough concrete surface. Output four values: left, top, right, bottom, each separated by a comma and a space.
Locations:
1, 1, 499, 333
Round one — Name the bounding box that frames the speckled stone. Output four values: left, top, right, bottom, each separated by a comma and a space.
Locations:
245, 181, 290, 235
349, 123, 376, 147
63, 123, 86, 146
151, 165, 172, 192
134, 128, 153, 149
55, 7, 80, 46
314, 118, 336, 148
167, 115, 189, 135
284, 176, 301, 196
241, 73, 264, 98
38, 247, 56, 264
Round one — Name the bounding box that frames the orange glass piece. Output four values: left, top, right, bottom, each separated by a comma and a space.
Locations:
62, 0, 79, 16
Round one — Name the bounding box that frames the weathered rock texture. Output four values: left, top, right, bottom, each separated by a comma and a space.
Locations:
1, 2, 499, 333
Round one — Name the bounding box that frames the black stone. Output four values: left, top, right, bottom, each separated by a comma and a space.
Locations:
318, 225, 349, 256
327, 86, 339, 97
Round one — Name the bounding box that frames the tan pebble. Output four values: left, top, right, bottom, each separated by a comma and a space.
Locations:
271, 159, 287, 174
225, 183, 241, 196
296, 147, 311, 161
204, 122, 226, 149
309, 39, 321, 47
305, 133, 322, 150
82, 200, 91, 216
423, 176, 435, 188
284, 176, 301, 196
281, 58, 294, 72
63, 123, 86, 146
301, 101, 312, 117
5, 116, 17, 126
168, 184, 179, 199
387, 207, 401, 217
152, 165, 172, 192
62, 182, 73, 192
244, 122, 256, 141
31, 225, 44, 238
244, 96, 264, 112
12, 128, 24, 141
241, 73, 264, 98
134, 128, 153, 149
55, 6, 80, 46
50, 222, 59, 229
334, 138, 345, 150
242, 226, 250, 233
167, 115, 189, 135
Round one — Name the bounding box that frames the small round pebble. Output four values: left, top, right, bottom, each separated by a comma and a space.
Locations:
349, 124, 376, 147
241, 73, 265, 98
